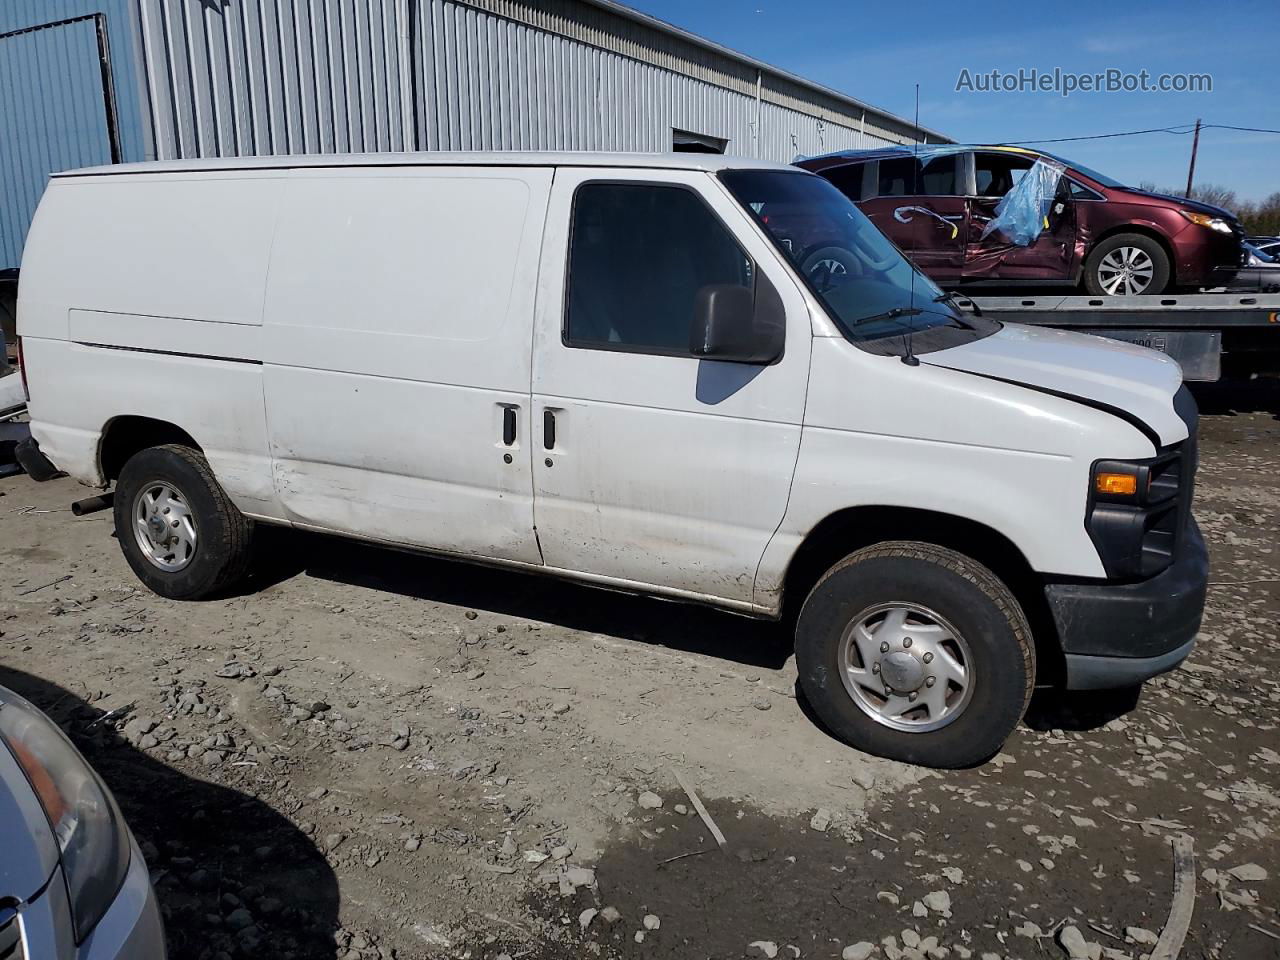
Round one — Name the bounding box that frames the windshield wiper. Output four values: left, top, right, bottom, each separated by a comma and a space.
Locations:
853, 305, 924, 328
933, 291, 979, 327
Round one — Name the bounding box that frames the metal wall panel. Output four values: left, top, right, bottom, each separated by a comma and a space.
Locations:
136, 0, 413, 159
135, 0, 909, 165
458, 0, 943, 144
411, 0, 897, 158
0, 16, 118, 270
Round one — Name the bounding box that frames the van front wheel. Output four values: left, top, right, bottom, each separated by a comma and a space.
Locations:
1083, 233, 1170, 296
795, 542, 1034, 768
113, 444, 252, 600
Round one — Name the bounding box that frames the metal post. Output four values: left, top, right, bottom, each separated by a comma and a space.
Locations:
1185, 117, 1201, 198
754, 70, 762, 158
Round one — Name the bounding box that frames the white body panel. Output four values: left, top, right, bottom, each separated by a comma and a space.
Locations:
529, 167, 810, 605
18, 152, 1189, 618
260, 166, 550, 564
18, 173, 281, 515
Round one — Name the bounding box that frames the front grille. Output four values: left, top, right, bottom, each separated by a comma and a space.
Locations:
0, 908, 23, 960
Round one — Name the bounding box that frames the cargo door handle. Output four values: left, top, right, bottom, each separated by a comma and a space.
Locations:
503, 407, 517, 446
543, 409, 556, 450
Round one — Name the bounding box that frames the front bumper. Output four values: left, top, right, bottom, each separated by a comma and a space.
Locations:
1046, 519, 1208, 690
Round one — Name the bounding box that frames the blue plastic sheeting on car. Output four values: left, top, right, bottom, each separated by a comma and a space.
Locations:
980, 157, 1066, 247
795, 144, 972, 164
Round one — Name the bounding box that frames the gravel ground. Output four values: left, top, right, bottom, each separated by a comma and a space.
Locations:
0, 380, 1277, 960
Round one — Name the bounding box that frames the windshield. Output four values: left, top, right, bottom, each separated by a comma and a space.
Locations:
719, 169, 961, 342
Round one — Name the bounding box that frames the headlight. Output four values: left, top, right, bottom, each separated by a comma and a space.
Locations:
1087, 455, 1183, 579
1178, 210, 1234, 234
0, 688, 130, 943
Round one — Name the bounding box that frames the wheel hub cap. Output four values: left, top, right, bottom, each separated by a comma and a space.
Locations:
881, 650, 924, 692
1098, 246, 1154, 296
838, 603, 974, 733
132, 481, 197, 573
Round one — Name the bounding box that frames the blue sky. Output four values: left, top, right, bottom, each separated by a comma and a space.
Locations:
627, 0, 1280, 202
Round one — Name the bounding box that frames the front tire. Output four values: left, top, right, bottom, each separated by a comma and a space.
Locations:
1083, 233, 1171, 296
795, 542, 1034, 768
113, 444, 252, 600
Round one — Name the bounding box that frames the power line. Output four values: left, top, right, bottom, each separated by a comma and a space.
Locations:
999, 121, 1280, 146
1001, 125, 1197, 145
1203, 123, 1280, 135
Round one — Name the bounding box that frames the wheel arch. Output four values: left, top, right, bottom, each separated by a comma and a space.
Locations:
99, 416, 203, 483
779, 505, 1064, 684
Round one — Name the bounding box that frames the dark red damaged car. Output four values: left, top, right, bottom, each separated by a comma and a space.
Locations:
795, 145, 1245, 296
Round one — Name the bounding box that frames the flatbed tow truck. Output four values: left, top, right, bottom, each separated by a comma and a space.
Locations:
957, 291, 1280, 381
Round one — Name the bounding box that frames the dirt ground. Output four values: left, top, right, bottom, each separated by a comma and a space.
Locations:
1, 379, 1277, 960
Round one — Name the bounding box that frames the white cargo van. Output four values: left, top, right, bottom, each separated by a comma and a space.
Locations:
15, 153, 1207, 767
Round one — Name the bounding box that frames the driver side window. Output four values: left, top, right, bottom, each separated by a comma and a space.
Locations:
564, 183, 754, 355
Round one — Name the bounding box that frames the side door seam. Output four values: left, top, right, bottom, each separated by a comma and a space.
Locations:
526, 166, 560, 564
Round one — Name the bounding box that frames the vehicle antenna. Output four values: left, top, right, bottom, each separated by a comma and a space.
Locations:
902, 83, 921, 367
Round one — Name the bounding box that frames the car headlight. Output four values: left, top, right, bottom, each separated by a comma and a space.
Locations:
0, 688, 130, 943
1087, 454, 1184, 579
1178, 210, 1234, 234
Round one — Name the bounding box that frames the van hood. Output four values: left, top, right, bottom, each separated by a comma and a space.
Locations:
925, 322, 1187, 447
1114, 186, 1237, 221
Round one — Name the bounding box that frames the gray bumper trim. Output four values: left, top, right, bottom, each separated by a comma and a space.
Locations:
1064, 636, 1196, 691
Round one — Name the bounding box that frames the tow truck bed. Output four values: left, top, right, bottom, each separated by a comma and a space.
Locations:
957, 292, 1280, 381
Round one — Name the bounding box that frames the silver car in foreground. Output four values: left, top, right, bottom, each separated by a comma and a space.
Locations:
0, 684, 165, 959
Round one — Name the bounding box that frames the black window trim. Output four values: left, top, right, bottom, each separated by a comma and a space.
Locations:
560, 178, 766, 359
1066, 176, 1106, 202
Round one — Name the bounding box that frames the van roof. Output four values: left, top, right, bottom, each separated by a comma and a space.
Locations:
54, 151, 803, 178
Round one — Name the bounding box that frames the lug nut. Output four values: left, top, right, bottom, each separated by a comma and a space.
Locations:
908, 692, 918, 702
903, 637, 913, 648
925, 676, 936, 687
872, 663, 881, 674
879, 641, 890, 653
923, 652, 933, 663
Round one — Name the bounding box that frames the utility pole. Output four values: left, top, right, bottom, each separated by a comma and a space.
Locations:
1185, 118, 1202, 199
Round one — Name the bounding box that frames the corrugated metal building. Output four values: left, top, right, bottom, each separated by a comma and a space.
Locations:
0, 0, 948, 282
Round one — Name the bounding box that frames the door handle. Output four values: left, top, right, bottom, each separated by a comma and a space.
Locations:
543, 409, 556, 450
503, 407, 517, 446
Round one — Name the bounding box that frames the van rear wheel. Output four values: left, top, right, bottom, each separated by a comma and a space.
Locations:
795, 542, 1034, 768
113, 444, 252, 600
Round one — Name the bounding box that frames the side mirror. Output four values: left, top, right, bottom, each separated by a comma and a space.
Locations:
690, 274, 785, 364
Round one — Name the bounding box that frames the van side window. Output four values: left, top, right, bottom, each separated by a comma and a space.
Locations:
565, 183, 753, 354
823, 162, 867, 201
875, 155, 957, 197
876, 157, 917, 197
974, 152, 1035, 197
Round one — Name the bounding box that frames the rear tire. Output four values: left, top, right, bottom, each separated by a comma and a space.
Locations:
795, 542, 1034, 768
113, 444, 252, 600
1083, 233, 1171, 296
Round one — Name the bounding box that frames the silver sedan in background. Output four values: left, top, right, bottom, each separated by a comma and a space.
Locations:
0, 684, 165, 959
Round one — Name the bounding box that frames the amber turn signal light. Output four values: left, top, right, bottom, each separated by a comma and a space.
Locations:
1095, 472, 1139, 496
